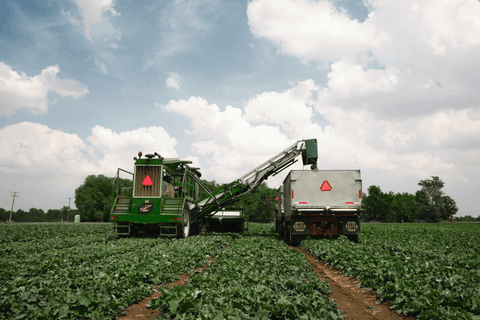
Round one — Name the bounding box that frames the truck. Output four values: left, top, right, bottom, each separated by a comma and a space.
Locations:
110, 139, 318, 237
277, 170, 362, 245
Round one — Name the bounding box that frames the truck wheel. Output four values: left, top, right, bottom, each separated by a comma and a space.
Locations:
179, 206, 190, 238
288, 226, 298, 246
347, 235, 359, 243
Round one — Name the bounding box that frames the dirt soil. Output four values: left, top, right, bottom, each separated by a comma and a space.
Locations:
116, 257, 214, 320
117, 246, 416, 320
294, 246, 416, 320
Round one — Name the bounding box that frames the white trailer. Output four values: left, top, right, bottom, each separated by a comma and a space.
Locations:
206, 206, 248, 233
278, 170, 362, 245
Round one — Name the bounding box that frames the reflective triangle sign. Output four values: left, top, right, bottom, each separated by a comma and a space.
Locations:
142, 175, 153, 186
320, 180, 332, 191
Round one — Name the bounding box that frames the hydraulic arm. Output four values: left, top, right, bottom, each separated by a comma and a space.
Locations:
189, 139, 318, 221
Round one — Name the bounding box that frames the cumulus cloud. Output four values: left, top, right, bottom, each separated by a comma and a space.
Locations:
162, 89, 403, 185
243, 79, 317, 136
71, 0, 119, 40
163, 96, 293, 181
0, 122, 97, 193
87, 125, 178, 173
248, 0, 389, 62
0, 62, 89, 116
161, 73, 476, 204
248, 0, 480, 118
418, 109, 480, 148
0, 122, 179, 209
165, 73, 183, 90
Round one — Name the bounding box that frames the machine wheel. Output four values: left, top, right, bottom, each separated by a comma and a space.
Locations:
288, 227, 298, 246
179, 206, 190, 238
282, 222, 287, 240
347, 234, 359, 243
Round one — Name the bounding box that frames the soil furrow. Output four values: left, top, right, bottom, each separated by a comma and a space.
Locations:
294, 246, 416, 320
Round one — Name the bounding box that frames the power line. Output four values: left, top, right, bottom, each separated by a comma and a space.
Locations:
67, 197, 72, 222
9, 192, 19, 223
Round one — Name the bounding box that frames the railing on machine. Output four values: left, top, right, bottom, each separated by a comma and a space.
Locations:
189, 139, 317, 221
113, 168, 134, 198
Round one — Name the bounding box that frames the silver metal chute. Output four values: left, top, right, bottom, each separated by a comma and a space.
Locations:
240, 140, 307, 190
190, 139, 317, 221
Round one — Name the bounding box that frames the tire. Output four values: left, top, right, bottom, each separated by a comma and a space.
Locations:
347, 234, 359, 243
282, 222, 287, 240
287, 225, 298, 246
179, 205, 190, 238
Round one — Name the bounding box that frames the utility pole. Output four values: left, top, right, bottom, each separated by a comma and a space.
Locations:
67, 197, 72, 222
9, 192, 19, 223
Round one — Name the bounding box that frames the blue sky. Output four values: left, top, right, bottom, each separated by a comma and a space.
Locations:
1, 0, 479, 217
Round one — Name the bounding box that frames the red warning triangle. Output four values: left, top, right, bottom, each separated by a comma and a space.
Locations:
142, 175, 153, 186
320, 180, 332, 191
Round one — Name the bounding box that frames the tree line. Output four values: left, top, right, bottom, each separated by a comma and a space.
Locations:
0, 207, 78, 222
2, 174, 467, 223
361, 176, 459, 222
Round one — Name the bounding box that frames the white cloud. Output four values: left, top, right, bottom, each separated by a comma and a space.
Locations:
0, 62, 89, 116
165, 73, 182, 90
185, 156, 201, 167
163, 96, 294, 181
325, 58, 396, 97
418, 109, 480, 147
94, 58, 108, 75
379, 120, 417, 149
87, 125, 178, 173
0, 122, 97, 194
0, 122, 179, 210
247, 0, 389, 62
71, 0, 119, 40
244, 79, 317, 136
248, 0, 480, 119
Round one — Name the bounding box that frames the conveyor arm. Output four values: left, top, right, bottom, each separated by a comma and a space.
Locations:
190, 139, 317, 221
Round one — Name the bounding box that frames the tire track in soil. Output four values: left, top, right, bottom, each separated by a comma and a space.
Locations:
116, 256, 215, 320
293, 246, 417, 320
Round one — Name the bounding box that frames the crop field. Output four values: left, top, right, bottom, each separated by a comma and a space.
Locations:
0, 222, 479, 319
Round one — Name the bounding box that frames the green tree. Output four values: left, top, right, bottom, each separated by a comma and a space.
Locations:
200, 179, 220, 193
0, 208, 8, 221
236, 182, 276, 222
391, 192, 418, 222
456, 215, 476, 222
418, 176, 445, 222
15, 209, 27, 222
440, 195, 458, 220
361, 185, 383, 221
415, 189, 431, 221
75, 174, 116, 222
362, 186, 394, 221
46, 209, 62, 222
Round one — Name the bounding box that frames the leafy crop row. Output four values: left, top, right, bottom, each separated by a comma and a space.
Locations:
301, 223, 480, 320
148, 224, 343, 319
0, 224, 233, 320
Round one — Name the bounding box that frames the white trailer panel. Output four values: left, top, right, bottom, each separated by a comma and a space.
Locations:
283, 170, 361, 217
